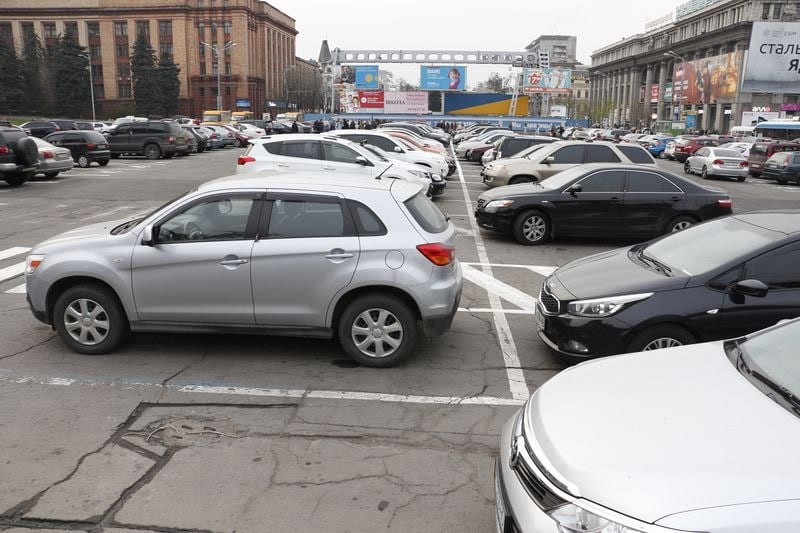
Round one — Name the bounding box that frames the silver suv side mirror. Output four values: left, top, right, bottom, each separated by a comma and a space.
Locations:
141, 225, 155, 247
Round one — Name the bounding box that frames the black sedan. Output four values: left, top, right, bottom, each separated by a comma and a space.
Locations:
475, 164, 732, 245
537, 211, 800, 360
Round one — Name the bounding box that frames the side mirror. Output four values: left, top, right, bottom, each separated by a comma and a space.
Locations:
543, 156, 555, 164
567, 183, 582, 195
393, 146, 403, 153
355, 156, 370, 166
732, 279, 768, 298
141, 225, 155, 247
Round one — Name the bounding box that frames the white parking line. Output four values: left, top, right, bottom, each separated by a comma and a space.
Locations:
454, 152, 529, 401
0, 247, 30, 261
5, 283, 25, 294
461, 264, 537, 312
0, 262, 25, 284
461, 262, 558, 276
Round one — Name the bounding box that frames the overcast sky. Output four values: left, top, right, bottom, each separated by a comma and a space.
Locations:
265, 0, 689, 87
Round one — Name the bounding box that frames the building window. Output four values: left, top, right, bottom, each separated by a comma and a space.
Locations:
117, 64, 130, 78
87, 21, 100, 37
116, 44, 129, 57
43, 22, 57, 38
224, 21, 232, 34
91, 64, 103, 77
159, 44, 173, 60
225, 61, 231, 75
136, 21, 149, 39
114, 21, 128, 36
93, 85, 104, 98
158, 20, 172, 37
199, 87, 205, 96
212, 62, 218, 76
199, 42, 205, 55
773, 3, 783, 19
200, 62, 206, 75
762, 3, 771, 19
118, 83, 132, 98
211, 22, 217, 37
225, 87, 231, 95
89, 44, 101, 58
21, 22, 34, 41
64, 22, 78, 39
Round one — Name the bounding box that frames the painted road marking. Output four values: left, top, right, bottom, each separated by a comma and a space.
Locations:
461, 264, 536, 312
0, 247, 30, 261
5, 283, 25, 294
454, 151, 529, 401
0, 262, 25, 284
458, 307, 533, 315
461, 262, 557, 277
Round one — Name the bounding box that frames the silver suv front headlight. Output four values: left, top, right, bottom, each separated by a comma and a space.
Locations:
549, 503, 644, 533
567, 293, 652, 318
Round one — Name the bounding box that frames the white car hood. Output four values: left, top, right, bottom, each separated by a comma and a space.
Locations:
34, 217, 134, 251
526, 343, 800, 525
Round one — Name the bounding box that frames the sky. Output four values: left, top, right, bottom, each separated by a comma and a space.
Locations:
265, 0, 689, 88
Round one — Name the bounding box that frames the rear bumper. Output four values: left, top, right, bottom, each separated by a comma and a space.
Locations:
706, 166, 748, 177
0, 162, 37, 174
85, 149, 111, 161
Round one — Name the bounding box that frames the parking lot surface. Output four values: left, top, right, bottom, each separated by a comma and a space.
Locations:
0, 147, 795, 531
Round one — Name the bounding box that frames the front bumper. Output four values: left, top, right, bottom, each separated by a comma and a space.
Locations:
535, 302, 631, 358
475, 209, 514, 233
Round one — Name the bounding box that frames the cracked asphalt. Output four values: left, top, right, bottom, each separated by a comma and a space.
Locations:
0, 144, 792, 532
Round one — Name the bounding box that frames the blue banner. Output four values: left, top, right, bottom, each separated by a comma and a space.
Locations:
354, 66, 379, 89
420, 66, 467, 91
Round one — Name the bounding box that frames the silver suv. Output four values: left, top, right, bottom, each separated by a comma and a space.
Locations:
25, 173, 463, 367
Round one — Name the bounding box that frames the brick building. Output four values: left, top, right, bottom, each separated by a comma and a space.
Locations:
0, 0, 297, 118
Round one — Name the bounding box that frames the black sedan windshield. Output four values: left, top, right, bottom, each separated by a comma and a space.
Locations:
739, 319, 800, 406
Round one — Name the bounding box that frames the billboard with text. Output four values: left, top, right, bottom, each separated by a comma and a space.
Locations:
672, 50, 740, 105
523, 68, 572, 94
354, 66, 380, 89
384, 91, 429, 114
420, 66, 466, 91
743, 21, 800, 92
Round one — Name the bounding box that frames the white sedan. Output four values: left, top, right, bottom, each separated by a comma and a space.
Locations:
685, 146, 749, 181
496, 318, 800, 533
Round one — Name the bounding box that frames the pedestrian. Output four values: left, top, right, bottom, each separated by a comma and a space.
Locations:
342, 119, 349, 130
349, 119, 355, 129
291, 120, 299, 133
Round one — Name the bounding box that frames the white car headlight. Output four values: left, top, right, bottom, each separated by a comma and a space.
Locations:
567, 293, 652, 317
550, 503, 644, 533
483, 199, 514, 212
25, 254, 46, 275
408, 169, 431, 181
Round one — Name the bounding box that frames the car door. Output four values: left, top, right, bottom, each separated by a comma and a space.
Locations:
130, 122, 150, 153
250, 192, 360, 326
273, 139, 323, 172
717, 242, 800, 337
131, 192, 263, 324
321, 141, 375, 177
691, 147, 708, 172
541, 145, 584, 179
59, 132, 85, 160
553, 169, 625, 236
622, 170, 685, 235
108, 124, 131, 153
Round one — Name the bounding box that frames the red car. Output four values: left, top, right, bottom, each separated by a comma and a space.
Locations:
673, 136, 720, 163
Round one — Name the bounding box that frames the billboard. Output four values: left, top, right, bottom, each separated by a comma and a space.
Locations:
664, 82, 673, 103
650, 84, 659, 103
741, 111, 781, 126
443, 93, 530, 116
549, 105, 567, 117
743, 22, 800, 92
356, 90, 384, 108
354, 66, 379, 89
384, 91, 429, 114
420, 66, 466, 91
523, 68, 572, 94
672, 51, 740, 105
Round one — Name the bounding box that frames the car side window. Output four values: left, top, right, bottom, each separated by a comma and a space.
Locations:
63, 133, 82, 143
626, 171, 682, 193
263, 142, 281, 155
157, 195, 260, 243
279, 140, 321, 160
323, 142, 362, 164
148, 123, 168, 134
131, 124, 148, 135
550, 145, 584, 164
744, 242, 800, 290
114, 125, 130, 135
346, 199, 387, 236
584, 145, 621, 163
267, 196, 349, 238
575, 170, 625, 192
363, 135, 396, 152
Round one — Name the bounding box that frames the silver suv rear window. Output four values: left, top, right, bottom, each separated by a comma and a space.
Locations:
404, 192, 448, 234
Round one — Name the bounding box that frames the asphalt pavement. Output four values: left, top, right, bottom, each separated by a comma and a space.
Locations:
0, 145, 796, 532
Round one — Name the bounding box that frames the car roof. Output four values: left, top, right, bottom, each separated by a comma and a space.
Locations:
198, 171, 423, 197
506, 135, 555, 141
732, 211, 800, 235
251, 133, 348, 143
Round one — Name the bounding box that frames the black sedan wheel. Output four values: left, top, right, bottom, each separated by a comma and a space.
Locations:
666, 215, 695, 234
513, 210, 550, 245
627, 324, 695, 353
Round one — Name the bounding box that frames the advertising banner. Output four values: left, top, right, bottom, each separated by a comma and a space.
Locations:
356, 90, 384, 109
384, 91, 429, 114
523, 68, 572, 94
672, 50, 740, 105
664, 82, 673, 103
354, 66, 380, 89
420, 66, 467, 91
741, 111, 781, 126
549, 105, 567, 117
650, 84, 659, 103
743, 22, 800, 92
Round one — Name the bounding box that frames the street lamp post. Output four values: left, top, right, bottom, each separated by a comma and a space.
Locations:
664, 50, 685, 122
283, 64, 296, 113
81, 53, 96, 122
201, 40, 237, 110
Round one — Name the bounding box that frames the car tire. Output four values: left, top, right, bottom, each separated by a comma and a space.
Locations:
701, 166, 708, 179
3, 173, 27, 187
144, 144, 161, 160
163, 153, 174, 159
509, 175, 535, 185
77, 154, 91, 168
98, 159, 109, 167
665, 215, 695, 234
737, 175, 746, 182
513, 210, 551, 245
15, 136, 39, 166
683, 162, 692, 174
337, 294, 417, 368
627, 324, 695, 353
53, 284, 129, 355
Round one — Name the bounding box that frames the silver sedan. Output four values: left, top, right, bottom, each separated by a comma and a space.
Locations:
31, 136, 73, 178
684, 146, 748, 181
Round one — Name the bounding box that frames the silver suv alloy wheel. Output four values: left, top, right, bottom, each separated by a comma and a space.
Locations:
351, 308, 404, 358
63, 298, 110, 345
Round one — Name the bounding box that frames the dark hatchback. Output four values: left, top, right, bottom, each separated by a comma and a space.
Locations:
44, 130, 111, 167
475, 164, 732, 245
536, 211, 800, 360
762, 152, 800, 184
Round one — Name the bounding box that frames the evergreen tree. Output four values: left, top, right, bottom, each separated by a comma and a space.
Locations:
48, 35, 91, 118
20, 32, 47, 114
157, 53, 181, 116
0, 41, 24, 114
130, 34, 159, 116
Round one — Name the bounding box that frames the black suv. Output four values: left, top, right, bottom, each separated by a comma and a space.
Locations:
45, 130, 111, 168
20, 120, 60, 138
493, 135, 556, 161
0, 127, 39, 186
106, 120, 188, 160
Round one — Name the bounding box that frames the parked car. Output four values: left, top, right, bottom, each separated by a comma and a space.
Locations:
762, 151, 800, 184
603, 128, 631, 141
497, 316, 800, 533
357, 142, 445, 196
236, 122, 267, 138
19, 120, 60, 138
31, 136, 74, 178
0, 126, 40, 186
198, 126, 224, 149
329, 131, 449, 178
493, 135, 556, 162
106, 120, 188, 159
718, 141, 753, 158
49, 119, 78, 131
684, 146, 749, 181
747, 141, 800, 177
379, 122, 451, 146
92, 122, 113, 133
204, 125, 237, 147
647, 136, 675, 158
672, 136, 720, 162
475, 163, 732, 245
25, 173, 462, 367
455, 131, 515, 160
481, 140, 657, 187
182, 126, 208, 153
223, 124, 251, 147
380, 129, 455, 175
44, 129, 111, 168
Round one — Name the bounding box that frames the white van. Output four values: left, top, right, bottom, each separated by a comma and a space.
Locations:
730, 126, 755, 139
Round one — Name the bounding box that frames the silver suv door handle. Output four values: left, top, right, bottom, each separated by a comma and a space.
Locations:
277, 163, 290, 168
219, 258, 248, 265
325, 252, 354, 259
323, 166, 336, 171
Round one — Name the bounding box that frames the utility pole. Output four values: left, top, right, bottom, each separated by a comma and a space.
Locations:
81, 53, 96, 122
200, 40, 237, 110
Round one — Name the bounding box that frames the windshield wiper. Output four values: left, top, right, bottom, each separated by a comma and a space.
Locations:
636, 249, 673, 276
735, 343, 800, 413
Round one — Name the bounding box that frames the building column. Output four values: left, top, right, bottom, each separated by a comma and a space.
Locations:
714, 102, 725, 132
629, 67, 641, 126
656, 61, 668, 121
731, 39, 748, 128
644, 64, 655, 126
614, 70, 623, 125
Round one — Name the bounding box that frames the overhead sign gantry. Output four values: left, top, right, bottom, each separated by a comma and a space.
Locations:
329, 48, 541, 67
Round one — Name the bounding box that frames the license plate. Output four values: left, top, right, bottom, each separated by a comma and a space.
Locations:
98, 144, 107, 149
56, 153, 68, 160
536, 309, 546, 331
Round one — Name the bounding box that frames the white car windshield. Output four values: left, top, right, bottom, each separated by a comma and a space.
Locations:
360, 144, 390, 162
736, 319, 800, 411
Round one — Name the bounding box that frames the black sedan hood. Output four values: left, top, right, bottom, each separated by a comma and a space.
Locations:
478, 183, 546, 201
553, 246, 689, 300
